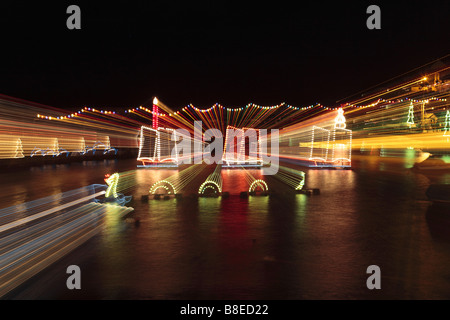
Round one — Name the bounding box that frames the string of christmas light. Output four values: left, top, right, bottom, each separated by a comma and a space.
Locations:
33, 83, 449, 147
36, 97, 448, 121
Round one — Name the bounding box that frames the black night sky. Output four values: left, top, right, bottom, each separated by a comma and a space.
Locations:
0, 1, 449, 111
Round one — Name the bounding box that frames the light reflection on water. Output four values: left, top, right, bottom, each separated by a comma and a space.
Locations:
2, 156, 450, 299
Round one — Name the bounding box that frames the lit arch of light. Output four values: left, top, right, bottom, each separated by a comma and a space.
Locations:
198, 180, 222, 195
149, 180, 177, 195
200, 185, 217, 194
248, 179, 269, 193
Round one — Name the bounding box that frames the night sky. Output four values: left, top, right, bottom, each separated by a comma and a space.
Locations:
0, 1, 449, 111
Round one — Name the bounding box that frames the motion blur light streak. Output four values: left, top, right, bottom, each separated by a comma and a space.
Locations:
272, 166, 306, 191
4, 67, 450, 169
444, 110, 450, 137
0, 60, 449, 300
1, 0, 450, 301
0, 184, 133, 297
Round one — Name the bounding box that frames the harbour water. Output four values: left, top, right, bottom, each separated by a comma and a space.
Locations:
2, 156, 450, 299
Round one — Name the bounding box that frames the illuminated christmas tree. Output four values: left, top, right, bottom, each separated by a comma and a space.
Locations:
14, 138, 24, 158
406, 102, 414, 127
52, 138, 60, 156
80, 137, 86, 153
444, 110, 450, 137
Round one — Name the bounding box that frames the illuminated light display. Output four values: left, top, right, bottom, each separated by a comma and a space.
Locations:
0, 96, 137, 161
350, 107, 442, 152
296, 178, 305, 190
79, 137, 86, 155
81, 137, 116, 155
3, 68, 449, 170
14, 138, 24, 158
39, 97, 434, 124
149, 164, 207, 196
104, 172, 133, 205
137, 126, 179, 167
29, 146, 44, 157
279, 111, 336, 162
222, 125, 263, 167
105, 173, 120, 198
360, 141, 369, 153
41, 95, 450, 166
279, 109, 352, 168
444, 110, 450, 137
51, 138, 60, 156
198, 180, 221, 194
238, 166, 270, 194
0, 133, 120, 159
30, 138, 69, 157
36, 95, 448, 127
88, 136, 117, 155
223, 126, 244, 165
273, 165, 306, 190
103, 136, 117, 154
406, 102, 415, 127
51, 138, 69, 157
345, 74, 450, 152
32, 77, 448, 146
198, 165, 222, 195
248, 179, 269, 193
331, 128, 352, 164
310, 126, 331, 161
152, 97, 159, 129
149, 180, 177, 195
334, 108, 346, 129
0, 97, 129, 159
310, 110, 351, 166
345, 74, 430, 109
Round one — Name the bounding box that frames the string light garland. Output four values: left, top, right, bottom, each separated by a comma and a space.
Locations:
36, 95, 448, 122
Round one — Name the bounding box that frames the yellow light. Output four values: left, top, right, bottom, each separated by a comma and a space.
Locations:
153, 97, 158, 105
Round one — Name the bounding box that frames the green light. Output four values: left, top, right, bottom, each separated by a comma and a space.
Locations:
444, 110, 450, 137
149, 180, 177, 195
105, 173, 120, 198
406, 102, 414, 127
249, 179, 268, 193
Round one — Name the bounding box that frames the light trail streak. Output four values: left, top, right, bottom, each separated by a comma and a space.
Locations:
273, 166, 306, 190
0, 191, 106, 234
0, 184, 133, 298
